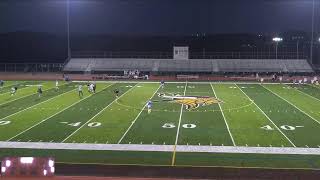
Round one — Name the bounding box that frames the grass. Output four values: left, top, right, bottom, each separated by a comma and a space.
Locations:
1, 81, 320, 169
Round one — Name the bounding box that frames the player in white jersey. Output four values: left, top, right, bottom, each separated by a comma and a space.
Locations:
78, 85, 83, 97
11, 86, 17, 96
89, 83, 94, 93
55, 80, 59, 90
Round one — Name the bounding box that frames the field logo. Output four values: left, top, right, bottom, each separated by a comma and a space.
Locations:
158, 93, 222, 110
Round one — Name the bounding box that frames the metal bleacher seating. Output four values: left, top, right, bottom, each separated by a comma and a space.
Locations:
63, 58, 314, 73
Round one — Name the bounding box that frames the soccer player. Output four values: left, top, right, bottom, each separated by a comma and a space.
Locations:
160, 80, 165, 89
260, 78, 264, 84
147, 100, 152, 114
93, 83, 96, 93
55, 80, 59, 90
90, 83, 94, 93
114, 88, 120, 98
78, 84, 83, 97
0, 80, 3, 93
11, 86, 17, 96
37, 86, 43, 98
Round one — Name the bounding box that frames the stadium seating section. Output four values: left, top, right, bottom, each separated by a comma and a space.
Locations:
63, 58, 314, 73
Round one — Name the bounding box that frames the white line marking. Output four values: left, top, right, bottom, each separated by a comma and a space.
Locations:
262, 85, 320, 125
118, 85, 161, 144
0, 85, 45, 106
3, 141, 320, 155
292, 85, 320, 102
235, 84, 296, 147
6, 84, 113, 142
174, 82, 188, 146
0, 88, 76, 121
61, 83, 137, 143
211, 84, 236, 146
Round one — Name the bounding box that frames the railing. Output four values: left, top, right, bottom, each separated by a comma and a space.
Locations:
71, 51, 308, 60
0, 63, 64, 72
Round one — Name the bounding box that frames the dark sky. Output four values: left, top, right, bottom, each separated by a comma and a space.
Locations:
0, 0, 319, 35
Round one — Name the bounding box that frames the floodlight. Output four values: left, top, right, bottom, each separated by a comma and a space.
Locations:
43, 169, 47, 176
272, 37, 283, 42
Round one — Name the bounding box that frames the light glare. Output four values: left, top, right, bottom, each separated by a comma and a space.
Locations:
48, 160, 54, 167
20, 157, 34, 164
1, 167, 6, 173
273, 37, 283, 42
5, 160, 11, 167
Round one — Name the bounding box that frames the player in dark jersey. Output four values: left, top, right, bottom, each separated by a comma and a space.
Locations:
114, 89, 120, 98
37, 86, 43, 98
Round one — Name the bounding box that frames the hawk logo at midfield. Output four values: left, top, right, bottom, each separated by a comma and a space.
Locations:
158, 93, 223, 110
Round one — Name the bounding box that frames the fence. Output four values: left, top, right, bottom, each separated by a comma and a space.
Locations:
0, 63, 64, 72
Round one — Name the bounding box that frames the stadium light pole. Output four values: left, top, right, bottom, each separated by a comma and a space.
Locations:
67, 0, 71, 60
272, 37, 283, 60
310, 0, 315, 64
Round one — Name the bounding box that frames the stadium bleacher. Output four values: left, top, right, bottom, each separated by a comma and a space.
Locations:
63, 58, 314, 73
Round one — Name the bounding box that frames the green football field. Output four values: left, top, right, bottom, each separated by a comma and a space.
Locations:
1, 80, 320, 169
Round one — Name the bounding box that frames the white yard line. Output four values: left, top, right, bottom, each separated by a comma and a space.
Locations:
6, 84, 113, 142
171, 82, 188, 166
262, 85, 320, 125
174, 81, 188, 146
210, 83, 236, 146
61, 83, 138, 143
118, 85, 161, 144
0, 82, 56, 106
288, 84, 320, 102
235, 84, 296, 147
0, 88, 76, 121
2, 141, 320, 155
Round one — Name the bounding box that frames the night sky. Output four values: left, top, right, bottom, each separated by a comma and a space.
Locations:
0, 0, 319, 35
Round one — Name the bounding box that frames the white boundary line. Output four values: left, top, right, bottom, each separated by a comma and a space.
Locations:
262, 85, 320, 125
118, 85, 161, 144
72, 80, 297, 85
2, 141, 320, 155
210, 83, 236, 146
61, 83, 138, 143
6, 84, 113, 141
0, 88, 76, 121
235, 84, 296, 147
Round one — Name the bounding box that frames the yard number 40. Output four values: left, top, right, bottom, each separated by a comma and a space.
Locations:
261, 125, 303, 131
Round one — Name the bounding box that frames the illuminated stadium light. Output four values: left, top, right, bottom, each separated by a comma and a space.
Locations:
43, 169, 47, 176
1, 167, 6, 173
48, 159, 54, 167
272, 37, 283, 42
20, 157, 34, 164
5, 160, 11, 167
50, 167, 55, 173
